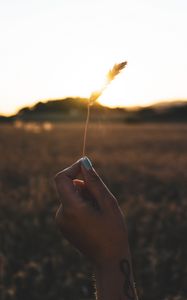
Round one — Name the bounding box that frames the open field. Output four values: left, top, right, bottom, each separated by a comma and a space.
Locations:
0, 122, 187, 300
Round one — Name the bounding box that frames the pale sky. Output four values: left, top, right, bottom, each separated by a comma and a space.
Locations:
0, 0, 187, 115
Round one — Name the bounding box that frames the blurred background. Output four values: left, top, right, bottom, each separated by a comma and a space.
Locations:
0, 0, 187, 299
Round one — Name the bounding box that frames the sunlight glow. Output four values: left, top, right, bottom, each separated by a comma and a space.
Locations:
0, 0, 187, 115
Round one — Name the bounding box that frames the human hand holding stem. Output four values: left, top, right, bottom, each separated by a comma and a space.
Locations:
55, 157, 138, 300
82, 61, 127, 157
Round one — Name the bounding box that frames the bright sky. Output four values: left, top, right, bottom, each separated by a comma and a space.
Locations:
0, 0, 187, 115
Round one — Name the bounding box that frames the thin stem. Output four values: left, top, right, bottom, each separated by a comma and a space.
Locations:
82, 102, 90, 157
82, 62, 127, 157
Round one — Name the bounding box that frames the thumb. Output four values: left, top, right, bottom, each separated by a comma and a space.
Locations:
80, 157, 114, 208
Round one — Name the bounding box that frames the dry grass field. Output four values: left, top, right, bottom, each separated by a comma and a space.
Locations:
0, 122, 187, 300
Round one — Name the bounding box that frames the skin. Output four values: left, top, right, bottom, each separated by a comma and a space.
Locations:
54, 158, 138, 300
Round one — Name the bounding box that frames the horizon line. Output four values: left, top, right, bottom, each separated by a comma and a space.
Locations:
1, 97, 187, 117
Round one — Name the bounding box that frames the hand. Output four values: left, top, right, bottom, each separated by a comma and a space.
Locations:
54, 157, 130, 267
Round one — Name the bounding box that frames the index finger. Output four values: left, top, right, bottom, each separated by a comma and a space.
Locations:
54, 159, 82, 206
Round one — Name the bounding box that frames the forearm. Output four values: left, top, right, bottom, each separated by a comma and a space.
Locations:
94, 254, 138, 300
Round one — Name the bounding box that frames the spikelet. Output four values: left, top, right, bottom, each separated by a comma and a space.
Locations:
89, 61, 127, 105
89, 90, 102, 105
107, 61, 127, 82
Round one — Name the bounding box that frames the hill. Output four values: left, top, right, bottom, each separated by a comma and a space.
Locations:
127, 102, 187, 123
1, 97, 126, 122
0, 98, 187, 123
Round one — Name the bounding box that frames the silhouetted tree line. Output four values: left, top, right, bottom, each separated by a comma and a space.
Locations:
0, 98, 187, 123
126, 105, 187, 123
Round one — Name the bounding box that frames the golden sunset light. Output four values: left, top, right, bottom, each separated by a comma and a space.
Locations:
0, 0, 187, 115
1, 2, 187, 299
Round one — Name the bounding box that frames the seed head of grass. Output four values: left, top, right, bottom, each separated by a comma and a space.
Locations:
107, 61, 127, 82
89, 61, 127, 105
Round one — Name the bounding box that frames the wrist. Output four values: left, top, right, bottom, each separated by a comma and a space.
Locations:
94, 256, 138, 300
94, 242, 131, 270
94, 252, 132, 279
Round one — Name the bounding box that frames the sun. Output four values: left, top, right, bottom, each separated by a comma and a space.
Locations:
98, 97, 121, 107
95, 76, 129, 108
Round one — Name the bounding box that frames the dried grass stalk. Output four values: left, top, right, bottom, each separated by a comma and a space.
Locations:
82, 61, 127, 156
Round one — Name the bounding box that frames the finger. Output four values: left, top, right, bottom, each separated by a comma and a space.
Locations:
80, 157, 115, 208
73, 179, 85, 194
73, 179, 85, 188
56, 159, 82, 180
73, 178, 101, 211
54, 160, 82, 207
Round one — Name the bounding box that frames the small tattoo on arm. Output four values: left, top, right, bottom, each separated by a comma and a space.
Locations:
120, 259, 135, 300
